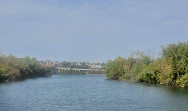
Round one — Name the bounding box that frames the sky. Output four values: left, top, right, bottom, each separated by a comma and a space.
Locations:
0, 0, 188, 62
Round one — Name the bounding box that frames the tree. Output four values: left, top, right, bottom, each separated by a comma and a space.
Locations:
104, 41, 188, 87
162, 42, 188, 85
105, 56, 126, 80
158, 58, 172, 85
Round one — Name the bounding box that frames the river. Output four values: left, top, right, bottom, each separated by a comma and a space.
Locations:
0, 74, 187, 111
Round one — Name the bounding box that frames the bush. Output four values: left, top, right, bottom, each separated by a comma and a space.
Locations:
105, 41, 188, 87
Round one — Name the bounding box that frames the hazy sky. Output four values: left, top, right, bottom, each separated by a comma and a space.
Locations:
0, 0, 188, 62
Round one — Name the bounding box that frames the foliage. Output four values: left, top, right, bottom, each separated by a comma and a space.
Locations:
178, 73, 188, 88
162, 42, 188, 85
105, 41, 188, 87
59, 61, 90, 69
0, 55, 51, 82
58, 69, 86, 75
105, 57, 126, 80
158, 58, 172, 85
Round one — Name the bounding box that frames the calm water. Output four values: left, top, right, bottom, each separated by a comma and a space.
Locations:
0, 74, 188, 111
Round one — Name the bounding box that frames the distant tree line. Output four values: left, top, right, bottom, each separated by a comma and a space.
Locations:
58, 69, 87, 75
0, 54, 51, 82
87, 70, 104, 74
52, 61, 105, 74
56, 62, 90, 69
105, 42, 188, 88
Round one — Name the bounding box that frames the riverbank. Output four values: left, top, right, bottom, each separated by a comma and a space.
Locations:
105, 42, 188, 88
0, 55, 51, 82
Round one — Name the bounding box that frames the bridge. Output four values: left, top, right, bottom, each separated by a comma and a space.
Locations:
57, 67, 104, 74
57, 67, 90, 73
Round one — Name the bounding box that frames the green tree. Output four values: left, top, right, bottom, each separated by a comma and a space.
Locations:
162, 42, 188, 85
105, 56, 126, 80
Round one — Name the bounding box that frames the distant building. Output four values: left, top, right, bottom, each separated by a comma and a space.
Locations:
43, 60, 55, 67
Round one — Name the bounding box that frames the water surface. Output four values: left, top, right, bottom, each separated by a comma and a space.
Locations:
0, 74, 188, 111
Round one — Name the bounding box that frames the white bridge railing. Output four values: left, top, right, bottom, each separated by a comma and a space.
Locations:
57, 67, 104, 72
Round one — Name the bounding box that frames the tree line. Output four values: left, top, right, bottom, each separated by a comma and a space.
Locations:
105, 42, 188, 88
0, 54, 51, 82
56, 61, 90, 69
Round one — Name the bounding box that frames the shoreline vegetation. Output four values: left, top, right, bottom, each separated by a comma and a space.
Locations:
105, 41, 188, 88
0, 54, 105, 82
0, 55, 51, 82
52, 61, 105, 75
1, 41, 187, 88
